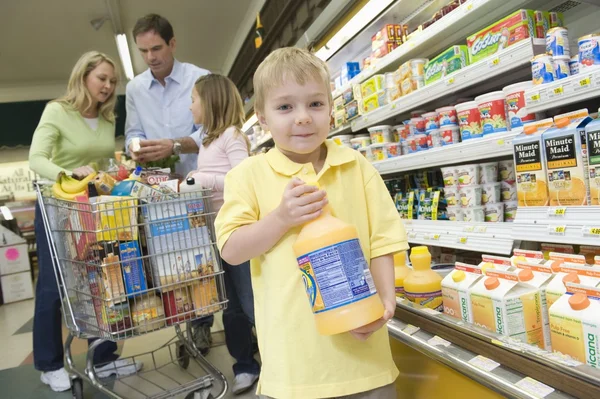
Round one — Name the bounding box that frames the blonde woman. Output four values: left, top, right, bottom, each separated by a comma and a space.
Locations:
29, 51, 141, 392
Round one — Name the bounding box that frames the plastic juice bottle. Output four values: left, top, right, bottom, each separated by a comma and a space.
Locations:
513, 123, 551, 206
292, 188, 384, 336
394, 251, 410, 298
404, 246, 443, 311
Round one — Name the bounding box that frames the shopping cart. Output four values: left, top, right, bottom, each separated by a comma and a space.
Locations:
34, 181, 229, 399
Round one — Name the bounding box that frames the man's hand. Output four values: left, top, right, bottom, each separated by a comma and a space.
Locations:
131, 139, 173, 163
349, 297, 395, 341
72, 165, 96, 179
274, 177, 327, 229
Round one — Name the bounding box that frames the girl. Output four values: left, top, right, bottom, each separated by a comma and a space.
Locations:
29, 51, 142, 392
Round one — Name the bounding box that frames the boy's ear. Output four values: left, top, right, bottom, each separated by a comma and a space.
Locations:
257, 111, 268, 130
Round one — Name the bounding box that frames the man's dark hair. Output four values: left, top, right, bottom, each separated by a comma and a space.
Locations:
132, 14, 174, 44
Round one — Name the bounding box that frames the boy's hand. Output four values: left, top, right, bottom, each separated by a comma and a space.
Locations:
349, 297, 395, 341
275, 177, 328, 229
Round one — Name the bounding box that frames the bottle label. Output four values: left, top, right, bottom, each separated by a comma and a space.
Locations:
297, 239, 377, 314
396, 286, 405, 297
405, 290, 443, 312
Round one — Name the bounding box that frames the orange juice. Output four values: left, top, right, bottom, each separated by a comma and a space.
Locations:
545, 261, 600, 309
513, 121, 552, 206
543, 111, 593, 206
404, 246, 443, 311
585, 118, 600, 204
394, 251, 410, 298
441, 262, 484, 322
293, 201, 384, 336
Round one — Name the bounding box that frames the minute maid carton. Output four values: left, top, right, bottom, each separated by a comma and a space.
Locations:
442, 262, 485, 323
585, 117, 600, 204
470, 269, 545, 349
549, 283, 600, 368
424, 45, 469, 86
467, 10, 536, 64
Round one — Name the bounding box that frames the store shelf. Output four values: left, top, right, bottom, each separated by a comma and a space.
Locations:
512, 206, 600, 246
250, 134, 273, 153
328, 124, 352, 138
373, 130, 519, 175
332, 0, 539, 99
350, 39, 544, 132
402, 219, 515, 255
525, 67, 600, 114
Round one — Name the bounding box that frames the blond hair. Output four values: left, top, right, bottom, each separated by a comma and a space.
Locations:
53, 51, 119, 123
253, 47, 332, 113
194, 74, 250, 151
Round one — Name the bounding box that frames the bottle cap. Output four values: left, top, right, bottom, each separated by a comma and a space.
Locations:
452, 270, 466, 283
484, 277, 500, 290
411, 246, 429, 256
518, 269, 534, 282
562, 272, 580, 285
186, 177, 195, 185
555, 117, 569, 128
569, 292, 590, 310
524, 125, 538, 135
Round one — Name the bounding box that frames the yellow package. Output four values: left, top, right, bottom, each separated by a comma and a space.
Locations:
91, 196, 138, 242
362, 90, 388, 114
360, 75, 385, 97
333, 96, 345, 112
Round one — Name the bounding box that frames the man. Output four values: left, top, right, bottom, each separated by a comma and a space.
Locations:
125, 13, 213, 353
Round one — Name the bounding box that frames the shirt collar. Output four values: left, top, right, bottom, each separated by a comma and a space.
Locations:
146, 59, 182, 88
265, 139, 356, 177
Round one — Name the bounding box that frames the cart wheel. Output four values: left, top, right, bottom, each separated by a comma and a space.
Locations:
71, 377, 84, 399
177, 343, 190, 369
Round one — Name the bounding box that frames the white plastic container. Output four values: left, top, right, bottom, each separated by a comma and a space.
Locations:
444, 187, 459, 207
503, 82, 536, 129
446, 206, 465, 221
423, 112, 439, 131
457, 164, 481, 186
463, 206, 485, 222
358, 146, 374, 162
440, 125, 461, 145
455, 101, 483, 140
484, 203, 505, 222
479, 162, 499, 184
350, 136, 371, 150
475, 91, 509, 135
385, 142, 401, 158
482, 182, 502, 204
333, 134, 353, 147
504, 201, 518, 222
436, 106, 458, 126
370, 143, 387, 161
368, 125, 394, 144
427, 129, 442, 148
459, 185, 483, 208
441, 167, 458, 187
501, 181, 518, 202
498, 160, 516, 184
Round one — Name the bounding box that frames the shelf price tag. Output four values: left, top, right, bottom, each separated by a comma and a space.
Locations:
463, 226, 475, 232
528, 91, 541, 103
580, 76, 591, 87
408, 232, 417, 239
515, 377, 555, 398
403, 324, 420, 336
428, 335, 451, 347
475, 226, 487, 233
583, 226, 600, 237
445, 77, 455, 86
548, 225, 566, 236
549, 85, 564, 98
548, 207, 567, 217
468, 355, 500, 372
457, 236, 468, 244
487, 57, 500, 68
432, 234, 440, 240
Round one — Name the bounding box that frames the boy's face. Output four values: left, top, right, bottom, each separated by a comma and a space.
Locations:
258, 76, 331, 160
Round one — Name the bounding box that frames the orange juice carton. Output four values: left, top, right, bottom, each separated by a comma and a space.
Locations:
584, 117, 600, 204
548, 252, 586, 269
546, 262, 600, 310
543, 111, 593, 206
470, 269, 545, 348
541, 243, 575, 260
579, 245, 600, 265
515, 261, 556, 350
442, 263, 484, 322
480, 254, 514, 272
514, 122, 553, 206
549, 283, 600, 367
511, 249, 545, 267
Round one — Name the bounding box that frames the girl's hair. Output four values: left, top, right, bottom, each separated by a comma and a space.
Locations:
53, 51, 119, 123
194, 74, 250, 151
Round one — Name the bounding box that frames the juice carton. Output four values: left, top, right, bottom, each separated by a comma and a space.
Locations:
470, 269, 545, 348
467, 10, 536, 64
543, 111, 593, 206
546, 261, 600, 310
514, 122, 552, 206
424, 46, 469, 86
480, 254, 514, 272
515, 261, 556, 350
584, 117, 600, 204
549, 283, 600, 367
442, 263, 484, 322
541, 243, 575, 260
511, 249, 545, 267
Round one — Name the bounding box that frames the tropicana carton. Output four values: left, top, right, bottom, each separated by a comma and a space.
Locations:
510, 249, 545, 267
479, 254, 514, 272
470, 269, 545, 349
546, 258, 600, 310
442, 263, 485, 323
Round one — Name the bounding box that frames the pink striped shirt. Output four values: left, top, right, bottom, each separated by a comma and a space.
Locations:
190, 126, 249, 212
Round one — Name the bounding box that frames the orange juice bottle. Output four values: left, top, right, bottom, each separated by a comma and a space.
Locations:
293, 187, 384, 335
404, 246, 443, 311
394, 251, 410, 298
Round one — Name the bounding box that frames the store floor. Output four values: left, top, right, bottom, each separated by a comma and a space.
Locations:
0, 299, 259, 398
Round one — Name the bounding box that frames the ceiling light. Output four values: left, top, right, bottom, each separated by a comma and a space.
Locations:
115, 33, 134, 80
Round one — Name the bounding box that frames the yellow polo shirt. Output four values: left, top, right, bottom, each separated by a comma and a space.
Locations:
215, 140, 408, 398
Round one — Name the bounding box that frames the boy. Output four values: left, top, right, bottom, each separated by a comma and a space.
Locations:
215, 47, 408, 398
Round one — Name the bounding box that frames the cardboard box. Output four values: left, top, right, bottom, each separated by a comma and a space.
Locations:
1, 243, 31, 275
1, 271, 33, 303
424, 45, 469, 86
90, 196, 138, 242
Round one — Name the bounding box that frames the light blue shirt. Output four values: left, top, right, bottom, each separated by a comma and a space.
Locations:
125, 59, 210, 176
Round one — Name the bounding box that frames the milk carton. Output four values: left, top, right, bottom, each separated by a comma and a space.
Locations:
442, 263, 484, 323
470, 269, 545, 348
516, 261, 556, 350
546, 261, 600, 310
549, 283, 600, 368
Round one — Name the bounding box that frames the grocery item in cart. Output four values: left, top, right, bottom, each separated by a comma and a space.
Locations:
90, 196, 138, 241
424, 45, 469, 86
578, 34, 600, 70
440, 125, 460, 145
455, 101, 483, 140
484, 202, 504, 222
470, 269, 545, 348
569, 55, 580, 75
475, 91, 509, 135
553, 56, 571, 79
119, 241, 148, 295
293, 183, 385, 335
479, 162, 499, 184
442, 263, 485, 322
404, 246, 443, 312
543, 113, 593, 206
436, 106, 458, 126
131, 291, 166, 333
546, 27, 570, 57
585, 118, 600, 205
531, 54, 555, 85
467, 10, 536, 64
163, 285, 195, 326
456, 164, 480, 186
368, 125, 393, 143
549, 283, 600, 368
503, 81, 536, 128
99, 253, 126, 307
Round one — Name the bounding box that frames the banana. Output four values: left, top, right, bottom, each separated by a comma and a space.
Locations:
60, 172, 97, 193
52, 183, 86, 200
